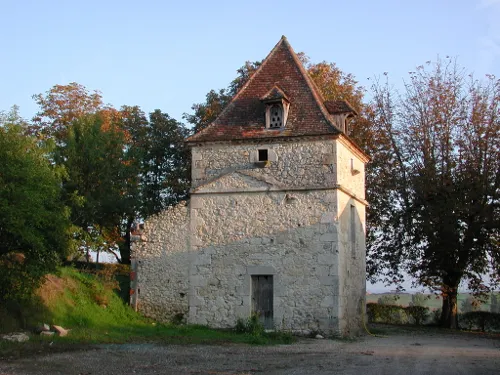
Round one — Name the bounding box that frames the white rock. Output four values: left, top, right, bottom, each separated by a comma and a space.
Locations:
315, 334, 324, 339
1, 332, 30, 342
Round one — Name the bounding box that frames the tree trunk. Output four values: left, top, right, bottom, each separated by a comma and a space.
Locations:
119, 217, 134, 265
440, 284, 459, 329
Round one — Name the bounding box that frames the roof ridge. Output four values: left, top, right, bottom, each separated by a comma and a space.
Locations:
186, 36, 345, 143
212, 36, 289, 126
188, 37, 289, 141
281, 38, 338, 132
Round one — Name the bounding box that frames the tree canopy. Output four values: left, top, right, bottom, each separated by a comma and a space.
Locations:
369, 59, 500, 327
0, 109, 71, 302
29, 83, 191, 264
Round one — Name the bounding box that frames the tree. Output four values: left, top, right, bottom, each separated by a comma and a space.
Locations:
57, 113, 131, 263
114, 107, 191, 262
369, 59, 500, 328
491, 293, 500, 313
31, 82, 105, 139
141, 110, 191, 217
31, 83, 192, 264
411, 293, 429, 307
183, 61, 261, 132
461, 295, 481, 313
0, 111, 71, 302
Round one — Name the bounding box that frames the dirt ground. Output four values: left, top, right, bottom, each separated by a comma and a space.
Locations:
1, 327, 499, 375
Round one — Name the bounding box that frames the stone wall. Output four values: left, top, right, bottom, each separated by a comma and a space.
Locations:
132, 136, 367, 336
131, 202, 190, 322
335, 138, 365, 198
335, 140, 367, 336
191, 139, 337, 189
336, 193, 366, 336
189, 189, 340, 333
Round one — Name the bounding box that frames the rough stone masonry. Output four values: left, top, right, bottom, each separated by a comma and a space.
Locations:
131, 36, 369, 336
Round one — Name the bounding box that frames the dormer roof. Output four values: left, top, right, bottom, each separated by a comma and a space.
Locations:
260, 86, 289, 103
186, 36, 355, 143
324, 100, 358, 117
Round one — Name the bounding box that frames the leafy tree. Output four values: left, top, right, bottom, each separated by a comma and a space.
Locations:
57, 113, 131, 263
369, 59, 500, 328
183, 61, 260, 132
112, 106, 191, 262
377, 295, 400, 305
0, 111, 71, 302
114, 105, 149, 263
141, 110, 191, 217
31, 83, 192, 264
491, 293, 499, 313
31, 82, 105, 139
410, 293, 429, 307
461, 295, 481, 313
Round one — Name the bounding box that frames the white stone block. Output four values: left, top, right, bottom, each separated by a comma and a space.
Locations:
190, 275, 207, 287
190, 196, 203, 209
320, 233, 337, 242
320, 212, 336, 223
318, 253, 334, 265
320, 295, 334, 308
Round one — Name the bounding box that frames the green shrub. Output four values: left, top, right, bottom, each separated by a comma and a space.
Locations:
431, 308, 442, 325
411, 293, 429, 307
235, 314, 265, 336
404, 305, 429, 325
459, 311, 500, 332
233, 314, 294, 344
461, 296, 481, 313
366, 303, 408, 324
377, 295, 400, 305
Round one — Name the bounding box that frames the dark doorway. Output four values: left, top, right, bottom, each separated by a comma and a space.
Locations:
251, 275, 273, 329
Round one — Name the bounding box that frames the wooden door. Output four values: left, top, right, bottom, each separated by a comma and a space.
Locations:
251, 275, 273, 329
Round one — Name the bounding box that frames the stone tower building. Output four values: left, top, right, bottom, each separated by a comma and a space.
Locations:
131, 36, 369, 336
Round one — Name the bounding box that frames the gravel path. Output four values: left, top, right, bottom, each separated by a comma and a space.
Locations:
1, 329, 499, 375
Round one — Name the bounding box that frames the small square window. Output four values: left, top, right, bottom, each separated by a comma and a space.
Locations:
258, 149, 268, 161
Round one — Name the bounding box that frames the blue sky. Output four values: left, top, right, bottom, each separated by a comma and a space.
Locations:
1, 0, 499, 124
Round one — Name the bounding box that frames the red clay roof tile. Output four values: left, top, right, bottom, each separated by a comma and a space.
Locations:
187, 36, 348, 143
324, 100, 358, 116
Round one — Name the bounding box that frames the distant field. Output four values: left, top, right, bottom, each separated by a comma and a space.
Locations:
366, 292, 497, 313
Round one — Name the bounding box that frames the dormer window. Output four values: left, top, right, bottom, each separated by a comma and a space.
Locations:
269, 104, 283, 128
261, 86, 290, 129
324, 100, 358, 134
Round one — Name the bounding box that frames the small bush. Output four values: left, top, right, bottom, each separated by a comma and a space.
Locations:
459, 311, 500, 332
431, 308, 442, 325
411, 293, 429, 307
233, 315, 295, 344
366, 303, 408, 324
171, 313, 185, 325
235, 314, 265, 336
377, 295, 400, 305
404, 305, 429, 325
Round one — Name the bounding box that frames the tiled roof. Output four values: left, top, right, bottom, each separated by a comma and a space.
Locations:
260, 86, 289, 102
187, 36, 347, 143
324, 100, 358, 116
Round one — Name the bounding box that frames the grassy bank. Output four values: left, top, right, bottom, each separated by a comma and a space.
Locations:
0, 267, 293, 358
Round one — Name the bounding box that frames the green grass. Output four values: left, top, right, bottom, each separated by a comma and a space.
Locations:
0, 267, 293, 358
